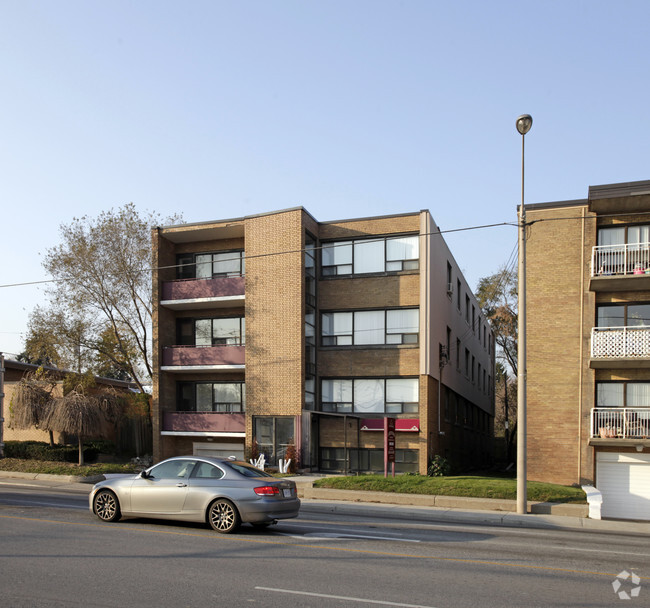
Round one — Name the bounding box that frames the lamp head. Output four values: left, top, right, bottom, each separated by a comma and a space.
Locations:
516, 114, 533, 135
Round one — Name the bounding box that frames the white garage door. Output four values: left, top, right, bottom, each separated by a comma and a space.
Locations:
596, 452, 650, 521
193, 441, 244, 460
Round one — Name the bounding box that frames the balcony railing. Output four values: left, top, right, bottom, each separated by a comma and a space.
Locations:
591, 242, 650, 277
591, 326, 650, 359
161, 276, 245, 309
590, 408, 650, 439
162, 411, 245, 434
162, 345, 245, 368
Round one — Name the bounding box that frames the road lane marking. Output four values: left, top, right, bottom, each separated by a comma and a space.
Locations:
255, 586, 437, 607
0, 513, 647, 581
276, 531, 420, 542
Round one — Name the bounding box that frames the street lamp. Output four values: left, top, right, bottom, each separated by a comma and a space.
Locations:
516, 114, 532, 515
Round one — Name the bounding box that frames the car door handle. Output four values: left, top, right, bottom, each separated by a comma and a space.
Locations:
176, 483, 187, 487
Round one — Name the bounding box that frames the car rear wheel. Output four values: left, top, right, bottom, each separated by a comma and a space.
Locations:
208, 499, 240, 533
93, 490, 121, 522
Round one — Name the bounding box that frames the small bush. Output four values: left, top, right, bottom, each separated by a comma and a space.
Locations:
428, 455, 451, 477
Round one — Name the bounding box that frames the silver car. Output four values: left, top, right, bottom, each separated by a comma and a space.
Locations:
89, 456, 300, 533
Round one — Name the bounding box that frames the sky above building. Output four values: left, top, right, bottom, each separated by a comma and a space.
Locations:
1, 0, 649, 357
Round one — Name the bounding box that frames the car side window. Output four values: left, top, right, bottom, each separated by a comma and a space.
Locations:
149, 459, 197, 479
191, 462, 224, 480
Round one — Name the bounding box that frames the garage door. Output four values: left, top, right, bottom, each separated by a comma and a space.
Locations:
596, 452, 650, 520
193, 441, 244, 460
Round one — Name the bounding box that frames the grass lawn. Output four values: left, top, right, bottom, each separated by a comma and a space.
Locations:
313, 474, 587, 504
0, 458, 139, 477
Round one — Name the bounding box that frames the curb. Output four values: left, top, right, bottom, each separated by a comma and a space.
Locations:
298, 486, 589, 518
0, 471, 103, 484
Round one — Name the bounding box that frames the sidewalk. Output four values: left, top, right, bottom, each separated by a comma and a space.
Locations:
1, 470, 648, 535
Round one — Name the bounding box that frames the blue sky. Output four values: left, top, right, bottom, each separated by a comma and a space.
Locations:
1, 0, 649, 357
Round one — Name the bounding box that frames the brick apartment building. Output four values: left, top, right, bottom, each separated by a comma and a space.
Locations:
152, 207, 494, 475
526, 180, 650, 520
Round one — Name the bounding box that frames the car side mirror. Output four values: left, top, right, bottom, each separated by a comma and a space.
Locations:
140, 470, 150, 479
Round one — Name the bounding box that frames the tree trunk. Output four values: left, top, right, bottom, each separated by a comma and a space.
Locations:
78, 434, 84, 466
48, 430, 55, 448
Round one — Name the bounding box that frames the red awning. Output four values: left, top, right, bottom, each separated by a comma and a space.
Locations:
360, 418, 420, 432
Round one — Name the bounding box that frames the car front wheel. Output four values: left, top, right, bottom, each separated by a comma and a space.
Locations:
93, 490, 121, 522
208, 499, 240, 533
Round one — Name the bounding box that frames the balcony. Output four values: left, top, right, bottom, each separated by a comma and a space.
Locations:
161, 345, 245, 372
161, 411, 246, 437
590, 327, 650, 368
161, 276, 245, 310
590, 243, 650, 291
590, 408, 650, 447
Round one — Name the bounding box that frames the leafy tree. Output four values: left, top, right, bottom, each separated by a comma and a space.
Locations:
475, 264, 518, 375
32, 203, 182, 392
17, 308, 64, 368
476, 264, 518, 463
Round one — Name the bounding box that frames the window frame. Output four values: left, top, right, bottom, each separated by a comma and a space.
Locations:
176, 381, 246, 413
321, 308, 419, 346
176, 250, 245, 280
321, 235, 419, 277
320, 377, 419, 415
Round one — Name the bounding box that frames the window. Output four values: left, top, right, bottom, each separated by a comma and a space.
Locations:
464, 348, 470, 377
177, 381, 245, 412
472, 305, 476, 332
321, 378, 418, 414
322, 309, 419, 346
598, 225, 650, 247
253, 417, 295, 466
177, 250, 245, 279
446, 261, 453, 294
596, 382, 650, 407
149, 459, 197, 479
322, 235, 419, 276
597, 303, 650, 328
177, 317, 245, 346
456, 338, 461, 370
192, 462, 224, 479
456, 279, 461, 311
465, 295, 470, 324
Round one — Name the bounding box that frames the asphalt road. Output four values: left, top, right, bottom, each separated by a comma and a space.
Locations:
0, 480, 648, 607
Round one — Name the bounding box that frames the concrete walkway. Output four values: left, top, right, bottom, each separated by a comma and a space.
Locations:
1, 470, 648, 535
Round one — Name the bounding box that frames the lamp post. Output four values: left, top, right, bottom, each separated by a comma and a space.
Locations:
516, 114, 532, 515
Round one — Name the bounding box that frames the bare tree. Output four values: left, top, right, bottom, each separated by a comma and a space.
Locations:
10, 369, 58, 446
44, 375, 124, 466
32, 203, 182, 391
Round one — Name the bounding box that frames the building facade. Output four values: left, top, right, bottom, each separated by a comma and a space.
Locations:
152, 208, 494, 474
526, 180, 650, 520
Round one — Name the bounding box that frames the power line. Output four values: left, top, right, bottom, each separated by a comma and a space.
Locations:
0, 220, 517, 290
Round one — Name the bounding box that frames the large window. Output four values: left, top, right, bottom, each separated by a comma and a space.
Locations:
321, 235, 419, 276
322, 309, 418, 346
177, 317, 245, 346
177, 250, 245, 280
598, 225, 650, 247
177, 382, 245, 412
253, 416, 295, 465
320, 447, 418, 473
597, 304, 650, 327
596, 382, 650, 408
321, 378, 418, 414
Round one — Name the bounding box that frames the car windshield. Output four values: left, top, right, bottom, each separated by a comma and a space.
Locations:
226, 462, 273, 478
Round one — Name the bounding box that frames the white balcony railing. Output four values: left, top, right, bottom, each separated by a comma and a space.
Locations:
591, 242, 650, 277
590, 408, 650, 439
591, 326, 650, 359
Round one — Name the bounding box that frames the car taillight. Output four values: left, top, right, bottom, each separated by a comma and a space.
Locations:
254, 485, 280, 496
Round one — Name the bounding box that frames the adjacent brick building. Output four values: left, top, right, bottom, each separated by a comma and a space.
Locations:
526, 180, 650, 520
152, 208, 494, 474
